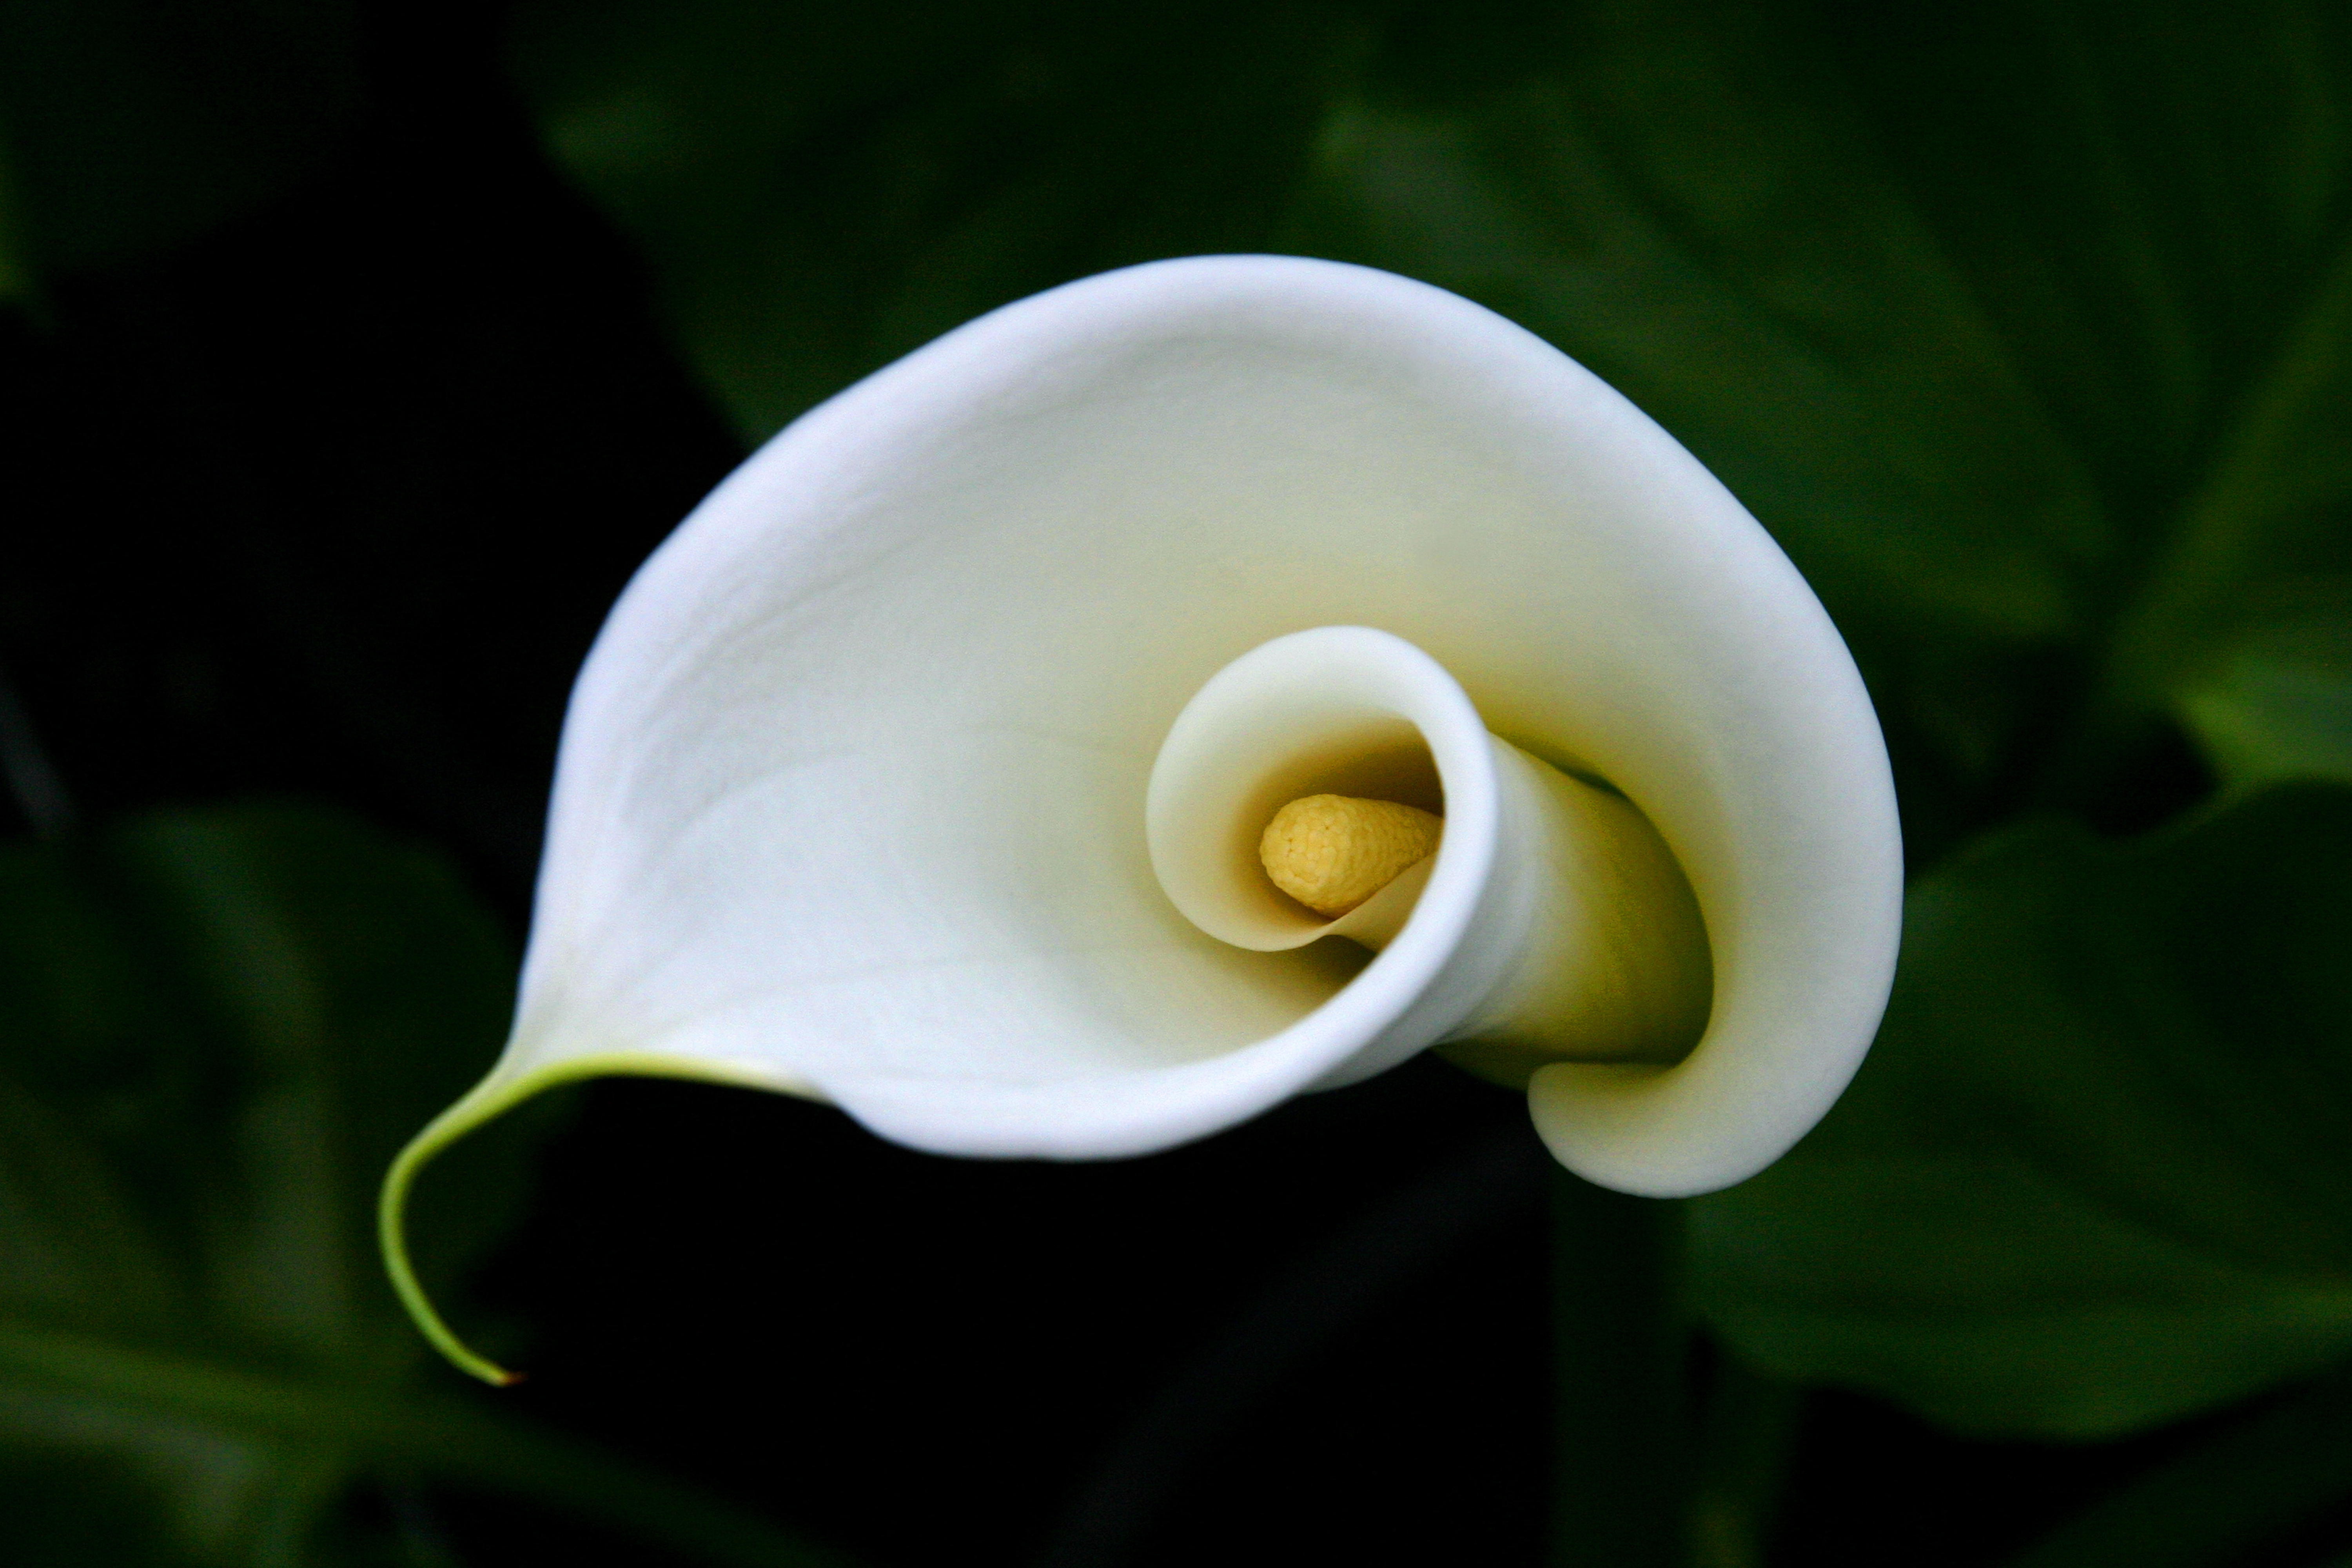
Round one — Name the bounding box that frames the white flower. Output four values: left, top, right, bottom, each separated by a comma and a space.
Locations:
382, 255, 1901, 1383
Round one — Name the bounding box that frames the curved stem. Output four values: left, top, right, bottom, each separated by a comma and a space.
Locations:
1689, 1356, 1802, 1568
379, 1073, 547, 1387
379, 1051, 786, 1385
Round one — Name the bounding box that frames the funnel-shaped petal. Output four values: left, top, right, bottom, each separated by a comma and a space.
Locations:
1144, 625, 1713, 1071
383, 255, 1900, 1382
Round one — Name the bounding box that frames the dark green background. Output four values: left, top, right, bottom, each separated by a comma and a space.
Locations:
4, 1, 2351, 1564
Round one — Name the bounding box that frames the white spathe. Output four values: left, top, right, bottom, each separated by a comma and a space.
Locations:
388, 256, 1901, 1369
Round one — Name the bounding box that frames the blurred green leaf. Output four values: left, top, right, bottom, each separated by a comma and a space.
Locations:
1818, 3, 2352, 749
1291, 0, 2352, 845
0, 0, 359, 277
510, 0, 1358, 440
1294, 0, 2111, 640
1997, 1361, 2352, 1568
512, 0, 2352, 848
0, 135, 30, 306
0, 804, 849, 1566
1691, 1148, 2352, 1441
1689, 783, 2352, 1439
2179, 598, 2352, 789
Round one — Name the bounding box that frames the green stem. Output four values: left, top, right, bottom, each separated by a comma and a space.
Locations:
379, 1073, 543, 1387
1550, 1170, 1688, 1568
1688, 1356, 1802, 1568
380, 1051, 786, 1385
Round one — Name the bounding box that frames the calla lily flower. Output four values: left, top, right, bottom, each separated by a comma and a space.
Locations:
381, 255, 1901, 1384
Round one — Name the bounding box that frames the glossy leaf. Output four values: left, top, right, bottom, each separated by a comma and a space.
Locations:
1690, 783, 2352, 1439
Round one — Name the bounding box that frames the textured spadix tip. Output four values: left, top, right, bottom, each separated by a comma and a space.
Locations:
1261, 795, 1443, 916
382, 251, 1902, 1376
